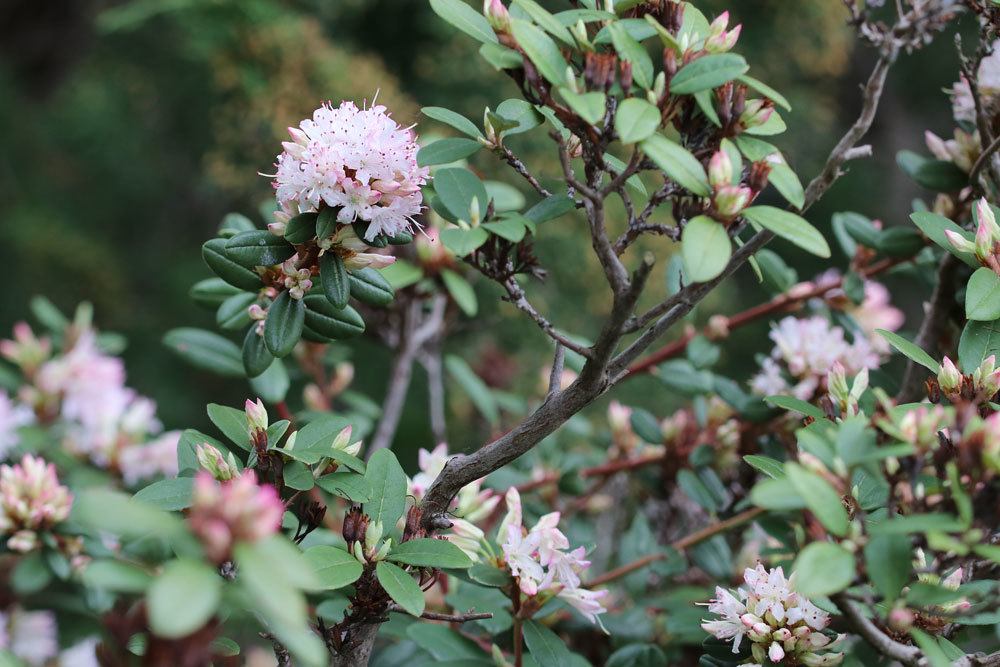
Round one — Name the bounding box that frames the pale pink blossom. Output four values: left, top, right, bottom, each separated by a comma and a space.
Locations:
188, 471, 283, 563
702, 564, 842, 665
0, 455, 72, 552
272, 100, 428, 241
1, 607, 59, 666
117, 431, 181, 486
0, 392, 32, 460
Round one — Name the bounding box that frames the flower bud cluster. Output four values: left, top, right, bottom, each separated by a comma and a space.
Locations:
708, 151, 752, 219
0, 455, 73, 553
826, 363, 868, 417
937, 355, 1000, 401
196, 444, 240, 481
188, 470, 283, 563
280, 256, 314, 300
702, 564, 844, 665
945, 199, 1000, 275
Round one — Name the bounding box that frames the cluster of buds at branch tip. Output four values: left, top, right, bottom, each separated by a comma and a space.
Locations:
351, 519, 392, 564
705, 11, 742, 53
739, 99, 775, 131
938, 355, 1000, 401
708, 150, 752, 219
196, 444, 239, 481
0, 323, 51, 375
248, 303, 267, 336
826, 363, 868, 417
945, 198, 1000, 275
281, 256, 313, 300
245, 398, 269, 452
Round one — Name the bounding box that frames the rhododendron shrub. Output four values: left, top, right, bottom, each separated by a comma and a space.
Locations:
5, 1, 1000, 666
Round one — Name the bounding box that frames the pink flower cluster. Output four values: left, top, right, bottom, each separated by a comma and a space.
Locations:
702, 564, 844, 665
1, 321, 179, 484
0, 455, 73, 553
0, 393, 32, 460
408, 444, 499, 558
499, 488, 608, 626
188, 471, 284, 563
272, 100, 428, 241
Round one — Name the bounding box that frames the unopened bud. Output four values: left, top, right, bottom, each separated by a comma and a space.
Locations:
245, 398, 268, 433
196, 444, 238, 481
708, 150, 733, 188
365, 520, 384, 551
483, 0, 511, 33
938, 356, 963, 394
739, 99, 774, 129
713, 185, 751, 217
945, 229, 977, 256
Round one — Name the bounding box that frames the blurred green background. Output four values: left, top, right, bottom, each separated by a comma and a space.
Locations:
0, 0, 968, 461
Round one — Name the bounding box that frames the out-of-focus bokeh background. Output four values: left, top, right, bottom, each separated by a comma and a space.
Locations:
0, 0, 970, 461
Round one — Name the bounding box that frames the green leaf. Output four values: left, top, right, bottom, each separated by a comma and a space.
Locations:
284, 212, 319, 244
875, 329, 939, 372
434, 167, 489, 221
319, 253, 350, 309
485, 181, 526, 212
483, 216, 528, 242
207, 403, 251, 450
215, 292, 255, 330
264, 291, 305, 358
286, 415, 364, 470
421, 107, 483, 139
348, 267, 395, 307
72, 489, 184, 541
785, 463, 849, 536
202, 238, 262, 291
316, 472, 371, 502
282, 460, 314, 491
750, 477, 804, 510
615, 98, 661, 143
225, 230, 295, 267
910, 211, 978, 267
147, 559, 221, 639
525, 195, 576, 223
641, 134, 710, 196
163, 328, 244, 378
218, 212, 257, 236
251, 358, 290, 403
405, 624, 485, 660
742, 206, 830, 258
768, 161, 805, 210
242, 327, 273, 378
380, 260, 423, 290
865, 533, 912, 603
375, 561, 425, 616
303, 546, 363, 590
315, 208, 338, 240
190, 278, 241, 309
441, 269, 478, 316
12, 553, 52, 594
82, 559, 152, 594
693, 89, 721, 126
966, 267, 1000, 321
133, 477, 195, 511
746, 111, 786, 136
911, 630, 952, 667
510, 19, 567, 85
446, 354, 499, 425
417, 138, 483, 166
441, 227, 490, 256
681, 215, 731, 283
738, 74, 791, 111
522, 620, 573, 666
388, 538, 473, 569
302, 294, 366, 339
743, 454, 786, 479
670, 53, 748, 95
429, 0, 498, 44
607, 644, 668, 667
867, 513, 965, 535
959, 319, 1000, 372
480, 42, 524, 70
495, 99, 543, 136
764, 395, 825, 420
606, 22, 653, 88
792, 542, 855, 597
512, 0, 574, 44
365, 449, 408, 529
559, 88, 606, 125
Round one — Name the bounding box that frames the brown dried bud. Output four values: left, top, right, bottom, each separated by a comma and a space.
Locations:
748, 161, 772, 193
585, 52, 618, 91
619, 60, 633, 93
342, 505, 369, 544
402, 505, 426, 542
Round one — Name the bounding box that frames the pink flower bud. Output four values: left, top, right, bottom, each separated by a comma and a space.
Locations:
925, 131, 951, 161
705, 12, 741, 53
708, 150, 734, 187
188, 471, 283, 563
938, 356, 962, 393
714, 185, 752, 217
0, 455, 72, 551
245, 398, 268, 433
483, 0, 511, 33
768, 642, 785, 663
944, 229, 976, 256
740, 99, 774, 129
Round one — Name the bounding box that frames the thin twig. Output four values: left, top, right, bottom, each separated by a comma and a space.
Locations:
388, 605, 493, 623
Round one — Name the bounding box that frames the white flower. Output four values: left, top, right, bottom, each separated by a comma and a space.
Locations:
502, 524, 546, 595
701, 587, 749, 652
118, 430, 181, 486
3, 607, 59, 666
557, 586, 610, 626
273, 100, 428, 241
